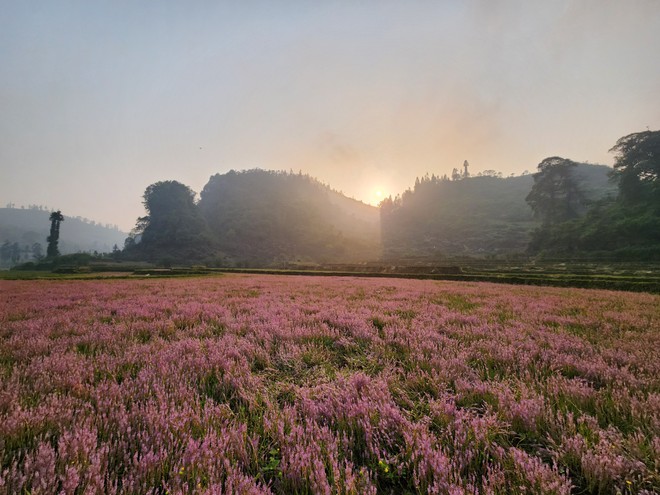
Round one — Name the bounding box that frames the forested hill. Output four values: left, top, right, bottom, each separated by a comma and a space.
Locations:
198, 170, 381, 264
0, 208, 127, 256
381, 164, 614, 259
127, 163, 629, 265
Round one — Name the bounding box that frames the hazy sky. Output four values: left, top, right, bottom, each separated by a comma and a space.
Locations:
2, 1, 659, 231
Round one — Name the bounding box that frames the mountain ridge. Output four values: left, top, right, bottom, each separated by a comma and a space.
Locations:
0, 207, 128, 265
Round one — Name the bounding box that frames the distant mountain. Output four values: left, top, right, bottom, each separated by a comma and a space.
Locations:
381, 163, 615, 258
198, 169, 380, 264
0, 208, 127, 265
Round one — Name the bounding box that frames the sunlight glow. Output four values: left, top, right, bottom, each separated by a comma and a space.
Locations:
367, 188, 387, 206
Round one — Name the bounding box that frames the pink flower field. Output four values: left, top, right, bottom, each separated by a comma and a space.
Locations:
0, 274, 658, 494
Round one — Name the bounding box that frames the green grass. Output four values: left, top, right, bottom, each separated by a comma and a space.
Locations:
3, 260, 659, 292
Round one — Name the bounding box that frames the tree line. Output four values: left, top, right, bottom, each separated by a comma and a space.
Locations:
119, 129, 657, 265
0, 241, 43, 267
380, 130, 658, 260
525, 130, 660, 258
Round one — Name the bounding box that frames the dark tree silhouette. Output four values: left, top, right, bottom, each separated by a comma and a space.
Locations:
525, 157, 584, 225
134, 180, 213, 261
609, 130, 660, 204
47, 210, 64, 258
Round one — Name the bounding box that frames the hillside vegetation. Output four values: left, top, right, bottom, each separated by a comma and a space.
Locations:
125, 170, 380, 266
0, 208, 126, 267
122, 137, 660, 266
381, 164, 614, 259
199, 170, 380, 264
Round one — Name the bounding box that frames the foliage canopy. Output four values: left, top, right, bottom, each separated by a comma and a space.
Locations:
525, 157, 585, 225
610, 130, 660, 204
46, 210, 64, 258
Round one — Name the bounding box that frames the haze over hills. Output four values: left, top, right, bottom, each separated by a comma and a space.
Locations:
381, 164, 615, 259
122, 163, 621, 266
4, 160, 651, 267
199, 170, 379, 263
0, 207, 127, 264
126, 169, 381, 265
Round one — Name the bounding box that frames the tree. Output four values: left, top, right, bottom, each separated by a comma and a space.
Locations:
32, 242, 44, 261
134, 180, 213, 261
10, 242, 21, 264
525, 157, 585, 225
479, 170, 503, 178
609, 130, 660, 204
47, 210, 64, 257
0, 241, 11, 265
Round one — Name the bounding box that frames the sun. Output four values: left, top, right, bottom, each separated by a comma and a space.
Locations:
369, 188, 386, 205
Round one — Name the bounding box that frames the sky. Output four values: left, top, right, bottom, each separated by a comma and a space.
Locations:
1, 1, 659, 232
